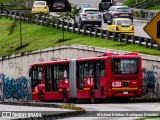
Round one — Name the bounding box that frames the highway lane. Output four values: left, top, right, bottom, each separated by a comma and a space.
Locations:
67, 0, 151, 38
101, 19, 150, 38
58, 102, 160, 120
50, 12, 150, 38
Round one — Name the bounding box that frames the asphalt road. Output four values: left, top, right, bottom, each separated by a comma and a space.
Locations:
0, 104, 74, 120
67, 0, 151, 38
58, 102, 160, 120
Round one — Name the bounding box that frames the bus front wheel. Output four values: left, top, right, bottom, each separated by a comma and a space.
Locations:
39, 91, 44, 102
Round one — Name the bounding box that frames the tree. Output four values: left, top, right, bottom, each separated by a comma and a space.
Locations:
7, 0, 43, 49
55, 5, 80, 41
7, 2, 80, 47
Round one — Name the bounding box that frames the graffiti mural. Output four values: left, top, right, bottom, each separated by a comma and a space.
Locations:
142, 65, 160, 98
0, 74, 31, 101
0, 74, 3, 101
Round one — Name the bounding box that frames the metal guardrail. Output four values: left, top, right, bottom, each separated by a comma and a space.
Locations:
131, 8, 159, 20
0, 4, 13, 10
129, 0, 160, 9
0, 10, 159, 51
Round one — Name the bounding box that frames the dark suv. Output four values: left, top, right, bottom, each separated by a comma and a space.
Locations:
52, 0, 71, 12
99, 0, 115, 11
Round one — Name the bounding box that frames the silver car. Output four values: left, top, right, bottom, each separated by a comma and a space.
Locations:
75, 8, 102, 27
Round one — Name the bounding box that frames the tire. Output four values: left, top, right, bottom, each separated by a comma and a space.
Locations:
98, 23, 102, 27
99, 6, 101, 12
110, 16, 113, 21
62, 89, 68, 103
103, 16, 107, 23
90, 89, 95, 104
39, 91, 44, 102
79, 19, 83, 28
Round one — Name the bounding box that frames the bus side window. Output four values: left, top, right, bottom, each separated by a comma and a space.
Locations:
100, 61, 105, 76
38, 66, 42, 80
58, 64, 69, 79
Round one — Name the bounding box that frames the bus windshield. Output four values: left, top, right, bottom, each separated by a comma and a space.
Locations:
110, 58, 138, 74
30, 66, 42, 88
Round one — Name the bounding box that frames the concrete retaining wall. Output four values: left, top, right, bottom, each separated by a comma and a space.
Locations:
0, 44, 160, 101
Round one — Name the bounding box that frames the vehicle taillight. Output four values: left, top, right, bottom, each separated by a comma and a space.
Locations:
129, 12, 133, 15
62, 3, 65, 7
108, 82, 112, 89
132, 26, 134, 31
98, 14, 101, 17
59, 80, 62, 85
82, 13, 87, 16
116, 26, 119, 31
114, 13, 119, 16
138, 82, 142, 89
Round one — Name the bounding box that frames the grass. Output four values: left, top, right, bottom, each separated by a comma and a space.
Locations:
0, 17, 160, 57
123, 0, 143, 5
148, 5, 160, 11
0, 0, 11, 4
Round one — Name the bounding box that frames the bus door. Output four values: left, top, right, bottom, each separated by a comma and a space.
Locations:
53, 65, 59, 91
95, 61, 105, 97
30, 65, 43, 100
94, 62, 99, 89
78, 62, 95, 90
44, 65, 52, 92
78, 63, 84, 90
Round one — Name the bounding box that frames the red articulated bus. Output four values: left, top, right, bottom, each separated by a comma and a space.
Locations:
29, 52, 142, 103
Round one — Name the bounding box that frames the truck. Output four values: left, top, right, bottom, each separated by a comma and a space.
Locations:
99, 0, 116, 11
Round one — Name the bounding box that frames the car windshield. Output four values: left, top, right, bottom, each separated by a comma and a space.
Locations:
34, 1, 45, 5
54, 0, 65, 3
85, 10, 99, 14
80, 4, 91, 8
117, 20, 132, 26
117, 7, 130, 12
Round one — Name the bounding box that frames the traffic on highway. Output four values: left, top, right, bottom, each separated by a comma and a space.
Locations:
0, 0, 160, 120
31, 0, 150, 38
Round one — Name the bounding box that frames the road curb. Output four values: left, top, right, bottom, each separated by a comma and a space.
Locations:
0, 102, 86, 119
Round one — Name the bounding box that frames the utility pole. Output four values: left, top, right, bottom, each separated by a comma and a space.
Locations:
135, 0, 138, 4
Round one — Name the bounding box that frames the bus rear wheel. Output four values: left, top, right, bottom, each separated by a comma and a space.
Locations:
62, 89, 68, 103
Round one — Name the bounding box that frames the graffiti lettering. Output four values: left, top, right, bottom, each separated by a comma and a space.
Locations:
0, 74, 4, 101
9, 62, 23, 74
39, 58, 44, 62
51, 57, 60, 61
0, 74, 31, 101
142, 65, 160, 97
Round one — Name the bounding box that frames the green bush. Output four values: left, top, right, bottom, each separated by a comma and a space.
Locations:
123, 0, 143, 5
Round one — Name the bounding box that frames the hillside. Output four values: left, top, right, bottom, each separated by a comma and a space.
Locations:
0, 17, 160, 57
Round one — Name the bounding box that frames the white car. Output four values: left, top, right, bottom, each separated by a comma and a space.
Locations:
75, 8, 102, 27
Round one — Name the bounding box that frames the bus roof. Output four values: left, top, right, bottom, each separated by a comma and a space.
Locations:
30, 52, 139, 67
